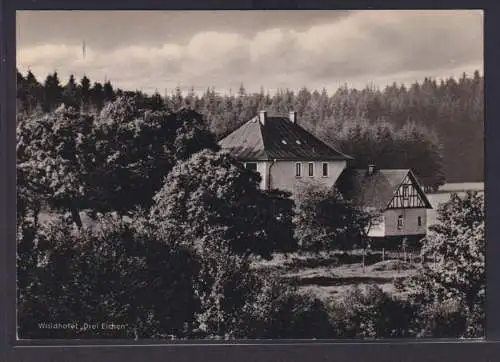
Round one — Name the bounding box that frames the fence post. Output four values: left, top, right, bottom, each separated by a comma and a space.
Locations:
402, 237, 407, 263
362, 249, 366, 274
382, 248, 385, 262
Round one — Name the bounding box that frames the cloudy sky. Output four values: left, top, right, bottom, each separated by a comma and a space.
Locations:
16, 10, 483, 95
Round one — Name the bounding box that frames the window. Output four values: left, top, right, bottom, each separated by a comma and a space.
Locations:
308, 162, 314, 177
417, 216, 422, 227
245, 162, 257, 171
295, 163, 302, 177
397, 215, 404, 230
402, 185, 409, 199
322, 163, 328, 177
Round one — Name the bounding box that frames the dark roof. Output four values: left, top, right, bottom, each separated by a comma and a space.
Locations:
218, 115, 352, 161
335, 168, 432, 210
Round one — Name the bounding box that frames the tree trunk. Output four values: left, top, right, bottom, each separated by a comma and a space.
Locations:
70, 205, 83, 229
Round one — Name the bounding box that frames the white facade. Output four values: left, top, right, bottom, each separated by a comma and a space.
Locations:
246, 159, 347, 195
367, 208, 427, 238
383, 208, 427, 237
366, 213, 385, 238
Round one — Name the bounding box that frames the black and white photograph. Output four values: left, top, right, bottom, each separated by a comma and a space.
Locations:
15, 10, 484, 340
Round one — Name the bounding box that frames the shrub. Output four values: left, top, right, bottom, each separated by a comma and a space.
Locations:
18, 213, 305, 340
412, 299, 468, 338
190, 235, 260, 339
17, 214, 200, 339
328, 285, 416, 339
232, 276, 333, 339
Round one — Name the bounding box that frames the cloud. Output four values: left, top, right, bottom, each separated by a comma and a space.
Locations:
17, 10, 483, 94
18, 44, 82, 68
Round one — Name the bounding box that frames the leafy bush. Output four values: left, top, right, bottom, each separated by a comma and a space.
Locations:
17, 214, 200, 339
232, 276, 333, 339
18, 211, 305, 340
411, 299, 468, 338
328, 285, 416, 339
190, 235, 260, 339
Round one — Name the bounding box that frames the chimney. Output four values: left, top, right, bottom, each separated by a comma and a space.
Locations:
368, 164, 376, 175
289, 111, 297, 124
259, 110, 267, 126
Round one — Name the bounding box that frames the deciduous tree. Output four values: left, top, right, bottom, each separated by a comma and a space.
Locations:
401, 191, 485, 337
293, 181, 372, 252
150, 150, 296, 258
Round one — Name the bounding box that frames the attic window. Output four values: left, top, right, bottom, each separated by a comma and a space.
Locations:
281, 140, 287, 145
402, 185, 409, 199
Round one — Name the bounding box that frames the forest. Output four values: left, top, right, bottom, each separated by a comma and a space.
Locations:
16, 69, 484, 188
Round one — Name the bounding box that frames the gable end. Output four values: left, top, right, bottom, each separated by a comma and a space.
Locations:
387, 171, 433, 209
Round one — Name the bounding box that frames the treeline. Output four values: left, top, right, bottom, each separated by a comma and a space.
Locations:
323, 120, 445, 190
16, 69, 484, 184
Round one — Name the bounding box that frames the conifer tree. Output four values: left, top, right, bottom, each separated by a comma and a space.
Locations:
42, 71, 63, 112
79, 75, 92, 112
103, 81, 116, 104
90, 82, 105, 111
62, 74, 79, 110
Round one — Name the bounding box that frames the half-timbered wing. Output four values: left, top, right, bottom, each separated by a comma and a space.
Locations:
335, 168, 432, 210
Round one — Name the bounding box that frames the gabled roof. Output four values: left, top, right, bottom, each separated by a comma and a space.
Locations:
335, 168, 432, 210
218, 115, 352, 161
